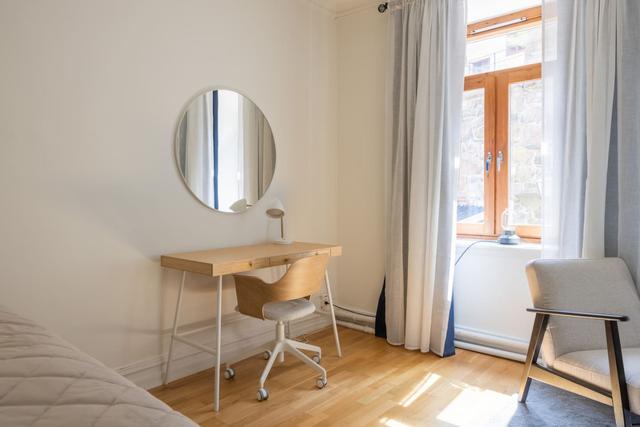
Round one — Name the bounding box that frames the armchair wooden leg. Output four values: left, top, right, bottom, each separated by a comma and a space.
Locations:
605, 321, 632, 427
518, 313, 549, 402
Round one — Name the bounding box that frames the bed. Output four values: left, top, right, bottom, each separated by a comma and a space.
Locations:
0, 307, 197, 427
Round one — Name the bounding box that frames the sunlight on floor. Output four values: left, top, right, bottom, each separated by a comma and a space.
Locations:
379, 417, 412, 427
399, 373, 441, 407
436, 386, 518, 427
379, 374, 519, 427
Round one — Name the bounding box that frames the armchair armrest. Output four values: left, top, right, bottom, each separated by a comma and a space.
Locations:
526, 307, 628, 322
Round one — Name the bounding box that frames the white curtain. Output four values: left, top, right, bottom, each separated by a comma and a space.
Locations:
543, 0, 640, 282
385, 0, 465, 355
241, 99, 276, 201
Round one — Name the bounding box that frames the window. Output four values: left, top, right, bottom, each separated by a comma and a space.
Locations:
457, 5, 542, 239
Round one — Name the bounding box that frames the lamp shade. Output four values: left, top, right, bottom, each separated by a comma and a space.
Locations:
265, 198, 285, 218
498, 208, 520, 245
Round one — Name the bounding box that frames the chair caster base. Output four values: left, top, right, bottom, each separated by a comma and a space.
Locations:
224, 367, 235, 380
257, 387, 269, 401
316, 377, 328, 389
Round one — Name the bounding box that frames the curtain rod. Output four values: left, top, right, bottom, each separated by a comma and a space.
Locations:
378, 0, 418, 13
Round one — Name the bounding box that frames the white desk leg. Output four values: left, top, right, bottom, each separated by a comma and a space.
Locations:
281, 264, 290, 364
324, 270, 342, 357
214, 275, 223, 412
163, 271, 186, 385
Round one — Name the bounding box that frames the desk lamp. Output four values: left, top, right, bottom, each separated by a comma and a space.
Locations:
266, 199, 292, 245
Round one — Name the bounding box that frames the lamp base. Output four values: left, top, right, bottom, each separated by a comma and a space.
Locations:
498, 230, 520, 245
272, 239, 293, 245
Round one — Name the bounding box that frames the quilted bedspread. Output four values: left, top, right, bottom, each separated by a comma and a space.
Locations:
0, 307, 197, 427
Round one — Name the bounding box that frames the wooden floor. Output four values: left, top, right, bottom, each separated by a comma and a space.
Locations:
151, 327, 524, 427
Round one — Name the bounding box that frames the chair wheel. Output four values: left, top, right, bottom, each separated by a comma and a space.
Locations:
257, 388, 269, 401
312, 354, 321, 364
224, 367, 235, 380
316, 377, 327, 389
263, 350, 272, 360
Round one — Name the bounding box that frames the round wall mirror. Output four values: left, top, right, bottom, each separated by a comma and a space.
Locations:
175, 89, 276, 213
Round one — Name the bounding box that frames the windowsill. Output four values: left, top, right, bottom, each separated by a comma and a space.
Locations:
456, 233, 541, 244
456, 238, 542, 256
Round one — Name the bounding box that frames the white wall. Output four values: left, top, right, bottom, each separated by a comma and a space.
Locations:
0, 0, 337, 372
336, 9, 388, 315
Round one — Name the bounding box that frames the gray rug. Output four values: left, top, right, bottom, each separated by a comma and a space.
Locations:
493, 382, 616, 426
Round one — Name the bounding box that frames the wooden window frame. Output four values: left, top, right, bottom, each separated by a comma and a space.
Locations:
467, 6, 541, 41
457, 7, 542, 241
495, 63, 542, 240
457, 74, 496, 237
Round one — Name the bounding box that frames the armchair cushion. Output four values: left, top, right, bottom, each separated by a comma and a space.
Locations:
526, 258, 640, 364
552, 348, 640, 413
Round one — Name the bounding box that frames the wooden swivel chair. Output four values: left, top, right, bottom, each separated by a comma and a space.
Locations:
232, 254, 329, 401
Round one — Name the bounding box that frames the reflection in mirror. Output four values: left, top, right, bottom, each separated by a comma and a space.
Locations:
175, 89, 276, 213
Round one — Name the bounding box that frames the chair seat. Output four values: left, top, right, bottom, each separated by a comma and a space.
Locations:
263, 298, 316, 321
552, 348, 640, 413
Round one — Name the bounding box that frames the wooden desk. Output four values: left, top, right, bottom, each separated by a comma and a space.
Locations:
160, 242, 342, 412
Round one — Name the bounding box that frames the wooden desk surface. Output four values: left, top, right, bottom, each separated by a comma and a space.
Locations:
161, 241, 342, 276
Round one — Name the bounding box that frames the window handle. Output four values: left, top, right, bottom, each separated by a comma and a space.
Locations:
497, 150, 504, 173
485, 151, 493, 176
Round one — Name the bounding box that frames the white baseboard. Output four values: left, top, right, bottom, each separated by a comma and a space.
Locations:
116, 312, 331, 390
119, 313, 527, 390
336, 319, 374, 334
455, 325, 528, 361
455, 340, 526, 362
330, 304, 376, 327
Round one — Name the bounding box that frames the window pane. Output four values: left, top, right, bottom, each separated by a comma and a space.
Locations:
466, 25, 542, 75
509, 79, 542, 225
457, 88, 485, 224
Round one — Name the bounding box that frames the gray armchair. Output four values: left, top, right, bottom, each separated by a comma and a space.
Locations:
519, 258, 640, 427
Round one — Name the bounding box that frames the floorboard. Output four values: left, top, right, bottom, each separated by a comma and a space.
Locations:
150, 326, 523, 426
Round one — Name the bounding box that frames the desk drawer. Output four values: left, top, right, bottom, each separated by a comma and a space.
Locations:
211, 258, 270, 276
269, 249, 331, 266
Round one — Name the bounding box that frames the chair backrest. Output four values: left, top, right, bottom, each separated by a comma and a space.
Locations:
234, 254, 329, 320
526, 258, 640, 364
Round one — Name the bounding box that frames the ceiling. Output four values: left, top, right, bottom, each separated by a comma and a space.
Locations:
312, 0, 380, 14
